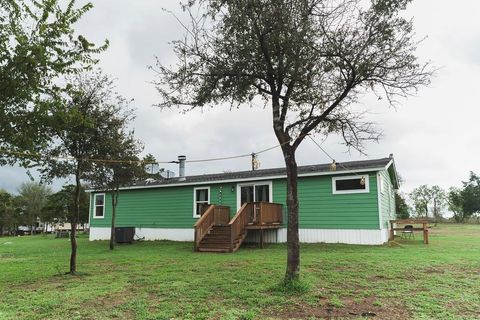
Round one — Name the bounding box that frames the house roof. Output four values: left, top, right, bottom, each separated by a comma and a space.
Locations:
123, 157, 397, 190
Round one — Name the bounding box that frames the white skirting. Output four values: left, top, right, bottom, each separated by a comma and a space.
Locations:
89, 227, 194, 241
89, 227, 389, 245
300, 228, 388, 245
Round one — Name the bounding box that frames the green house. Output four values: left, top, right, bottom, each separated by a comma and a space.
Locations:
88, 156, 399, 249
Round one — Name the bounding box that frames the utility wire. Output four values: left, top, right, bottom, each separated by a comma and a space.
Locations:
307, 135, 368, 178
0, 133, 367, 176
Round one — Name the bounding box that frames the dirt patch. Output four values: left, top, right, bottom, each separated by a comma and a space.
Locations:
421, 266, 446, 274
84, 291, 127, 309
222, 261, 251, 268
263, 297, 410, 320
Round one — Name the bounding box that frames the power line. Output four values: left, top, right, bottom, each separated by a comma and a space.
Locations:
0, 140, 286, 166
307, 135, 368, 178
1, 133, 363, 173
0, 149, 167, 165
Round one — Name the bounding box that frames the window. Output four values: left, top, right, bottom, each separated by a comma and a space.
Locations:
237, 181, 273, 210
193, 187, 210, 218
94, 194, 105, 218
332, 175, 369, 194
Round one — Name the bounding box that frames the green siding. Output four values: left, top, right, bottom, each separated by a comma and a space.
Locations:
90, 172, 381, 230
272, 173, 380, 229
379, 170, 396, 229
90, 183, 240, 228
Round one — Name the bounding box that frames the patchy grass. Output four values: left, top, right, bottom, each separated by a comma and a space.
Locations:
0, 224, 479, 319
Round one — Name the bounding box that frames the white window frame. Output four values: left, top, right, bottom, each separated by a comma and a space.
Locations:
236, 181, 273, 211
193, 186, 210, 218
93, 193, 105, 219
332, 175, 370, 195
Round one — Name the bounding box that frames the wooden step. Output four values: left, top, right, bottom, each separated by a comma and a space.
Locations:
196, 224, 246, 253
197, 247, 231, 253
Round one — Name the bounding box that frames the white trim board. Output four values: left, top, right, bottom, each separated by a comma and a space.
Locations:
377, 173, 383, 229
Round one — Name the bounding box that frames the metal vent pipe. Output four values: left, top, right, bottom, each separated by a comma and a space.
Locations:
178, 155, 186, 181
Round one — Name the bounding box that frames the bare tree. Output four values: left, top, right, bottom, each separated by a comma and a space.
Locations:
153, 0, 433, 283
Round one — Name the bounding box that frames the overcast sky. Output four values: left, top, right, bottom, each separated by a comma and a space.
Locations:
1, 0, 479, 195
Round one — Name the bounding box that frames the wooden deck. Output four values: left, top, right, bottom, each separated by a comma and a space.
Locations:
194, 202, 283, 252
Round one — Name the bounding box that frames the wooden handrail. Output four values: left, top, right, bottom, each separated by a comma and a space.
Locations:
194, 205, 215, 251
194, 205, 231, 251
194, 205, 214, 227
229, 203, 251, 251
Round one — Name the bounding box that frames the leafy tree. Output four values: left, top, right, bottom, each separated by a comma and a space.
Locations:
41, 72, 130, 274
409, 185, 446, 224
16, 182, 52, 234
0, 189, 17, 235
394, 190, 409, 219
461, 172, 480, 219
0, 0, 107, 166
430, 185, 446, 226
42, 185, 89, 227
141, 154, 163, 181
154, 0, 432, 282
88, 127, 143, 250
409, 185, 432, 218
447, 187, 464, 223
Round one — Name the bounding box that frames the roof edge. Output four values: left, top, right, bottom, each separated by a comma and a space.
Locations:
86, 165, 389, 193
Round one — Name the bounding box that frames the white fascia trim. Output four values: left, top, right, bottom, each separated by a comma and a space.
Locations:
385, 159, 400, 189
92, 193, 106, 219
332, 174, 370, 194
236, 180, 273, 211
377, 173, 383, 229
193, 186, 210, 218
88, 193, 92, 225
90, 166, 387, 192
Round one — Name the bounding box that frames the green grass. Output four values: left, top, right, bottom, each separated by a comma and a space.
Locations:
0, 224, 479, 319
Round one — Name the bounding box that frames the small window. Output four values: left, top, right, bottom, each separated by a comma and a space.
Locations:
193, 187, 210, 218
332, 175, 369, 194
94, 194, 105, 218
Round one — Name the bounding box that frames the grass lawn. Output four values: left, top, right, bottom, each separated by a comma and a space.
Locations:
0, 224, 479, 320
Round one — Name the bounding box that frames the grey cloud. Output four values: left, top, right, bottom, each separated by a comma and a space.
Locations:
1, 0, 480, 194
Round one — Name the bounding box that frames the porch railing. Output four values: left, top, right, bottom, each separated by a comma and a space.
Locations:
229, 203, 252, 251
194, 205, 230, 251
251, 202, 283, 225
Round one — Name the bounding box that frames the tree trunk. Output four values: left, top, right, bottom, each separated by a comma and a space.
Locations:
271, 94, 301, 283
283, 146, 300, 283
109, 190, 118, 251
70, 167, 81, 275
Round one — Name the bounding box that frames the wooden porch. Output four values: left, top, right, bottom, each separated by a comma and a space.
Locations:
194, 202, 283, 252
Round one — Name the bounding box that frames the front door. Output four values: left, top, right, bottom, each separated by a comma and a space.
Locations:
238, 182, 272, 222
240, 184, 270, 206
